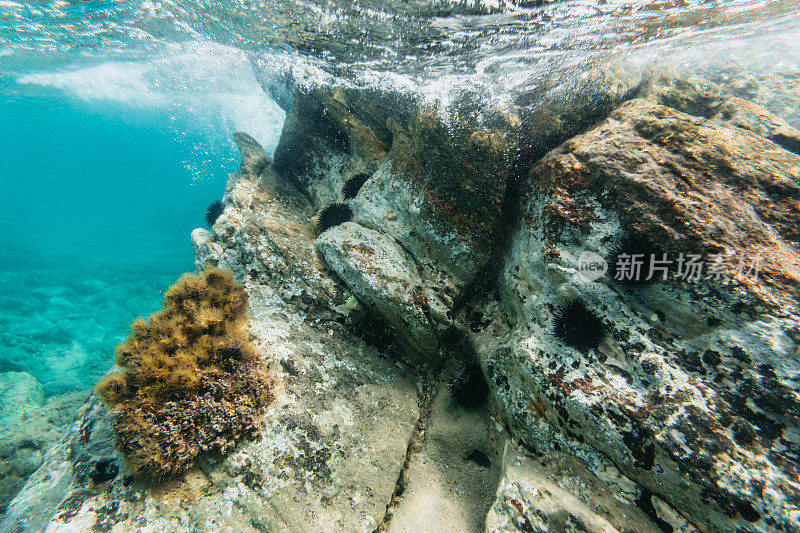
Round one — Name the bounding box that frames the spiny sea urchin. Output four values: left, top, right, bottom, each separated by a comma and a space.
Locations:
451, 363, 490, 409
317, 203, 353, 233
552, 298, 605, 352
342, 173, 371, 199
205, 200, 224, 227
606, 233, 665, 285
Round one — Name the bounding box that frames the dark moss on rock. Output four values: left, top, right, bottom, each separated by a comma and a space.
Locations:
736, 500, 762, 523
606, 233, 668, 285
205, 200, 224, 227
452, 363, 489, 409
465, 449, 491, 468
635, 489, 674, 533
622, 429, 656, 470
732, 420, 757, 446
87, 459, 118, 484
342, 173, 371, 199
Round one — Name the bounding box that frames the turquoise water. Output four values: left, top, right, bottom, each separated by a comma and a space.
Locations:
0, 0, 796, 419
0, 86, 282, 395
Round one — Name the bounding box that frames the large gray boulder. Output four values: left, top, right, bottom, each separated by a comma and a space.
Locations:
469, 83, 800, 531
317, 222, 449, 364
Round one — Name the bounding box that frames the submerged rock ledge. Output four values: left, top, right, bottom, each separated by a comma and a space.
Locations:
3, 66, 799, 533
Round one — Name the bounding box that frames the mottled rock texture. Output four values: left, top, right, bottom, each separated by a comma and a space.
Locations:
0, 372, 84, 518
317, 222, 449, 363
6, 66, 799, 533
470, 74, 800, 532
273, 86, 517, 325
271, 77, 643, 363
486, 442, 674, 533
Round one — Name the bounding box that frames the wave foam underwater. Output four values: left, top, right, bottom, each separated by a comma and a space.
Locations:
0, 41, 287, 395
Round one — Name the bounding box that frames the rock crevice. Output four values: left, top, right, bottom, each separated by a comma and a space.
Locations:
4, 66, 800, 533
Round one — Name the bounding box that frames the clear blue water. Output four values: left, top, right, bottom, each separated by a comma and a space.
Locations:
0, 75, 284, 395
0, 0, 796, 399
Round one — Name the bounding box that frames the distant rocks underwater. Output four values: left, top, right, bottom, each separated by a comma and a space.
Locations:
3, 60, 800, 532
0, 267, 177, 395
0, 266, 178, 520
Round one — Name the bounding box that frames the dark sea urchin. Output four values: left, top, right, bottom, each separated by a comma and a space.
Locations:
552, 299, 605, 352
205, 200, 224, 227
606, 233, 666, 285
342, 173, 371, 199
317, 203, 353, 233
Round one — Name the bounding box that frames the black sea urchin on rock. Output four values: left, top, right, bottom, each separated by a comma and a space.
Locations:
317, 203, 353, 233
205, 200, 224, 227
452, 363, 489, 409
342, 173, 371, 199
606, 233, 666, 285
552, 299, 605, 352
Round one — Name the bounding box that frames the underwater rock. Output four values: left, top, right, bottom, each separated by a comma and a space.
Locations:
1, 133, 421, 532
648, 73, 725, 118
470, 87, 800, 531
648, 71, 800, 156
701, 62, 800, 130
2, 394, 115, 530
273, 85, 518, 303
233, 130, 272, 176
317, 221, 448, 364
535, 96, 800, 308
515, 59, 649, 162
0, 372, 84, 518
381, 362, 504, 532
485, 442, 677, 533
0, 372, 44, 422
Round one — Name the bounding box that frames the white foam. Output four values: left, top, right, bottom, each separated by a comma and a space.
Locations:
17, 41, 285, 154
20, 62, 163, 106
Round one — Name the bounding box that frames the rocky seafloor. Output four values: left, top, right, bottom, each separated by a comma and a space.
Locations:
0, 265, 178, 395
2, 61, 799, 532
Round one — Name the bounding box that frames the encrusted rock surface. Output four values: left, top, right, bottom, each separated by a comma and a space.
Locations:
273, 85, 517, 308
0, 372, 85, 518
5, 65, 800, 533
470, 75, 800, 532
485, 442, 674, 533
533, 96, 800, 308
317, 222, 449, 363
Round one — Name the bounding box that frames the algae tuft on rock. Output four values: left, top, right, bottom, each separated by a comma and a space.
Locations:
96, 267, 273, 479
